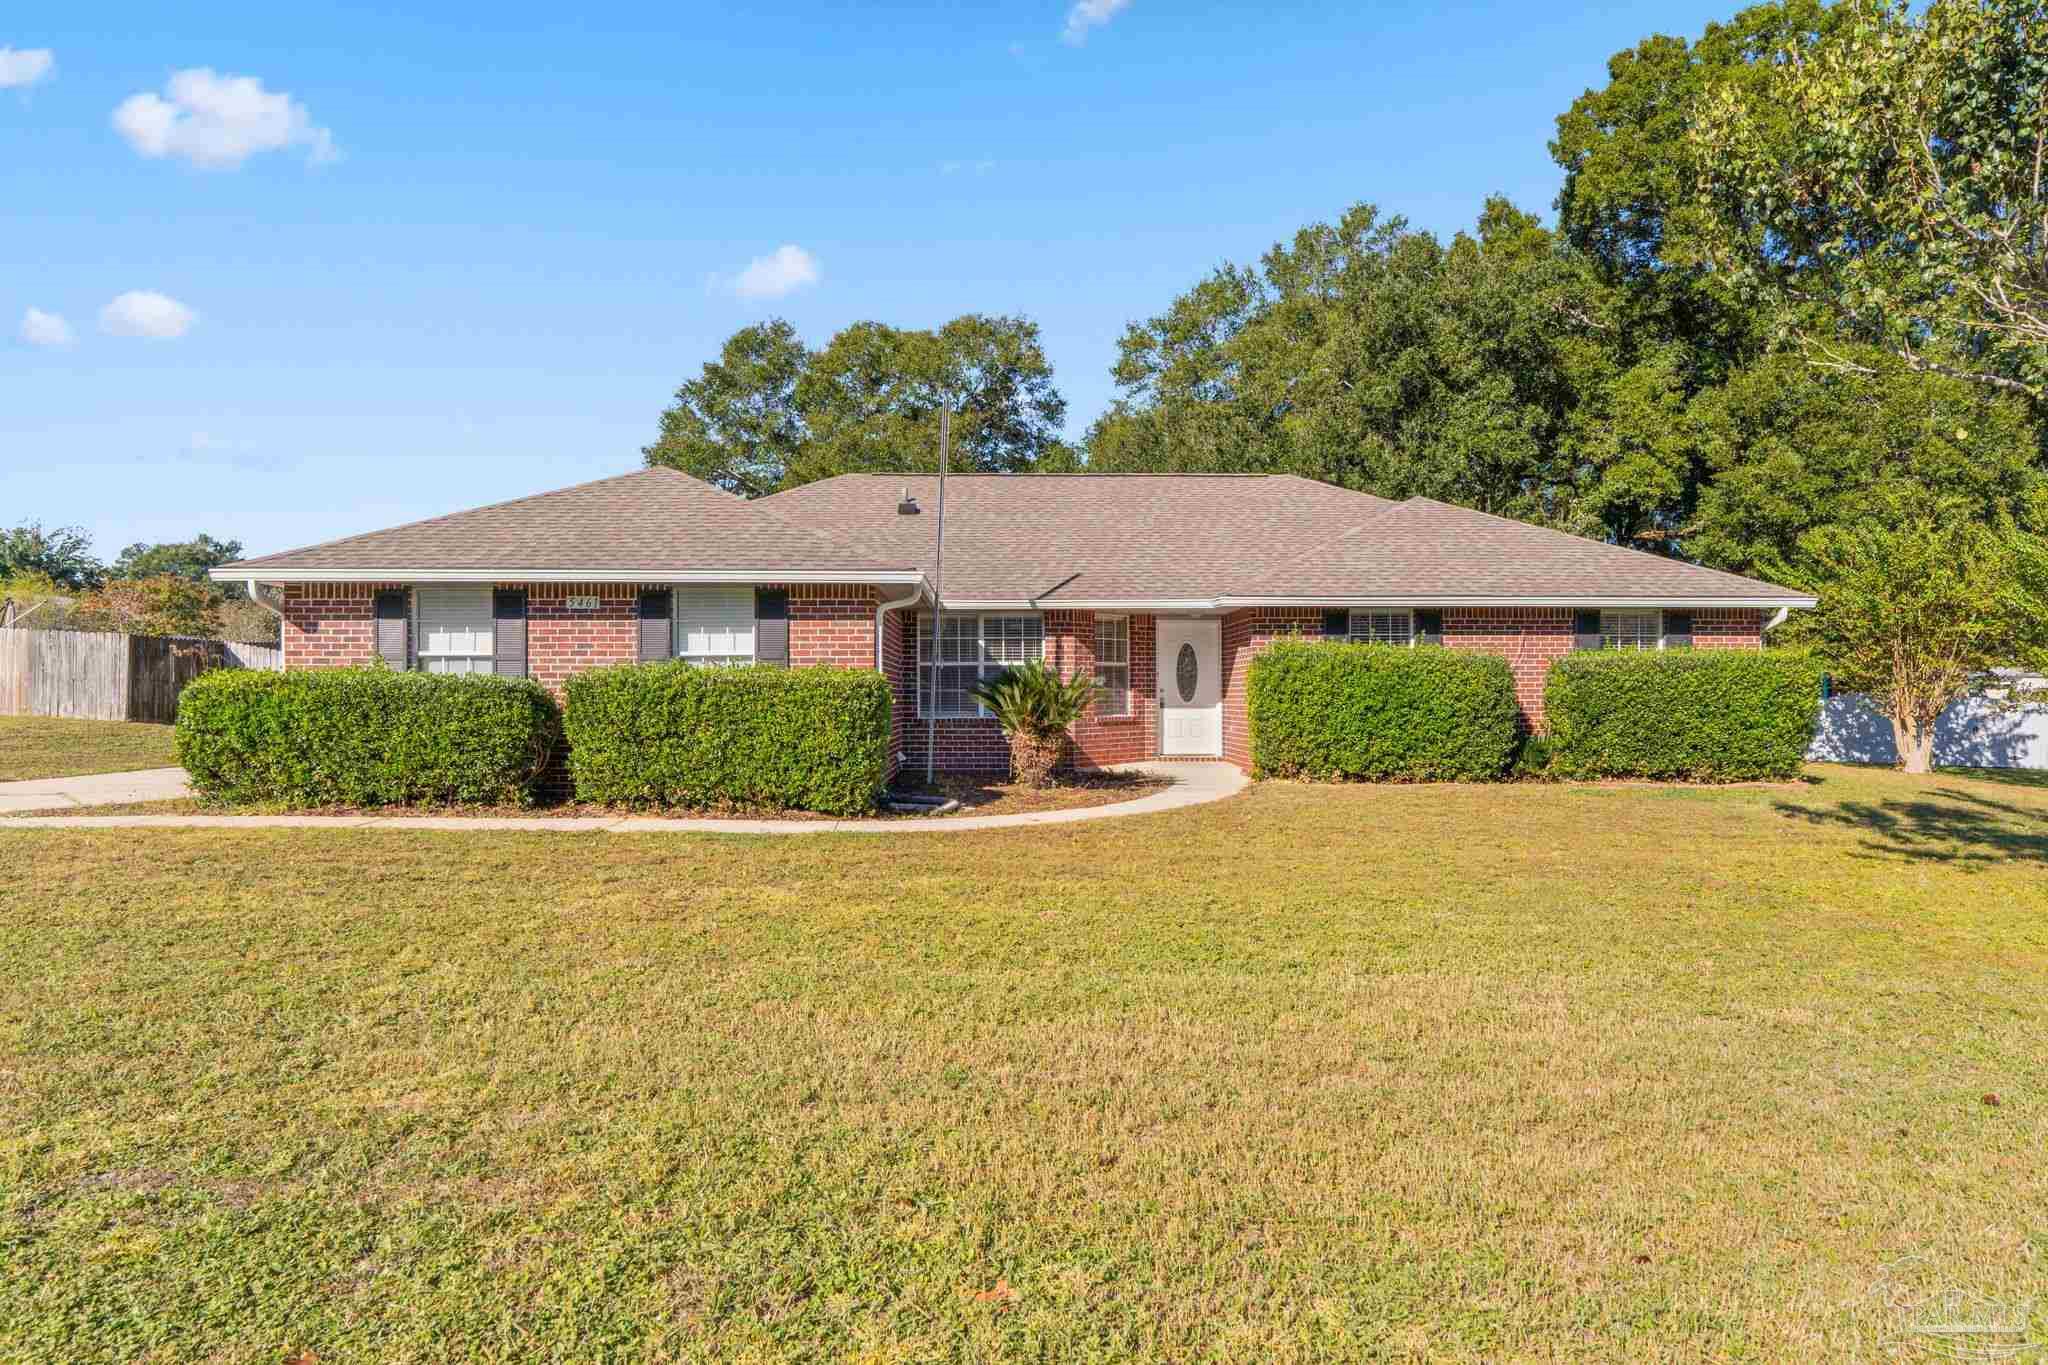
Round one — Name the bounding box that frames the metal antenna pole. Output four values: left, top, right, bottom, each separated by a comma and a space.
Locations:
925, 405, 949, 784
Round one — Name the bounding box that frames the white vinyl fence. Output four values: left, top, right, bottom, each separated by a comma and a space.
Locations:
1808, 675, 2048, 770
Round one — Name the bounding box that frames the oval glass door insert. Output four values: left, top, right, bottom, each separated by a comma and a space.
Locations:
1175, 642, 1198, 703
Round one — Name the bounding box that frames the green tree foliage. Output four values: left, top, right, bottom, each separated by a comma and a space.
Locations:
1091, 202, 1625, 523
0, 523, 102, 591
1800, 501, 2048, 771
646, 314, 1066, 495
1691, 0, 2048, 399
642, 320, 808, 498
111, 533, 245, 598
1687, 349, 2048, 583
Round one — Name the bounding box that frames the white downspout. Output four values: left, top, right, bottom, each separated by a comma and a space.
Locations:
1765, 606, 1789, 633
246, 580, 288, 668
876, 585, 924, 767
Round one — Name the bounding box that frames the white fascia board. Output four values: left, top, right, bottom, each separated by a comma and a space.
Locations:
941, 598, 1219, 612
217, 567, 928, 586
944, 594, 1818, 611
1213, 594, 1819, 609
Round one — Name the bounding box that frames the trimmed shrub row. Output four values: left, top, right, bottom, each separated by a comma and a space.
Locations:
563, 661, 891, 815
176, 667, 561, 807
1248, 639, 1521, 781
1543, 650, 1822, 781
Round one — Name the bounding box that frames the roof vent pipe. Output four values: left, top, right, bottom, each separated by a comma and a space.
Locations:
898, 488, 921, 515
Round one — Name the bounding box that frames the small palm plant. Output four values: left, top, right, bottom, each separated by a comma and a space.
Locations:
970, 658, 1097, 787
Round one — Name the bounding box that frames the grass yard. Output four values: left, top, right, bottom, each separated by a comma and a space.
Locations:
1, 763, 2043, 1362
0, 716, 178, 781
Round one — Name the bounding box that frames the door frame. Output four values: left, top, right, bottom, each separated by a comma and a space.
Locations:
1155, 615, 1224, 758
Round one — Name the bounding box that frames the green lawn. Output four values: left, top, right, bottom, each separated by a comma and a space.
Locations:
1, 764, 2043, 1362
0, 716, 178, 781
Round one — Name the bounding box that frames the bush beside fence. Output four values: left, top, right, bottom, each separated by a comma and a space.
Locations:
176, 667, 561, 807
563, 662, 892, 814
1544, 650, 1822, 782
1248, 639, 1520, 782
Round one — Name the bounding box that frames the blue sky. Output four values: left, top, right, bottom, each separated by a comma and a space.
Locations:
7, 1, 1737, 560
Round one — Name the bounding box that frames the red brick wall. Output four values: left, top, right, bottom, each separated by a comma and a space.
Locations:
1050, 611, 1157, 767
1444, 606, 1766, 731
528, 584, 641, 691
1443, 607, 1576, 734
1221, 608, 1320, 769
890, 610, 1160, 775
280, 582, 407, 668
1693, 608, 1765, 650
283, 581, 889, 694
789, 585, 880, 668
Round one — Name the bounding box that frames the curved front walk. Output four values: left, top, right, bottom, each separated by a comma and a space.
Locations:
0, 761, 1247, 835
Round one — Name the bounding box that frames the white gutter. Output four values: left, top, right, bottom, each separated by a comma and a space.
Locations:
213, 568, 928, 586
1765, 606, 1791, 631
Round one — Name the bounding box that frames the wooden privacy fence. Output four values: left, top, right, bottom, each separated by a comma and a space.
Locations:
0, 628, 281, 724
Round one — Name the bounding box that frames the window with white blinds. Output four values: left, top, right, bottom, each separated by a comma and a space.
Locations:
415, 586, 495, 674
917, 613, 1045, 717
1601, 609, 1662, 651
1093, 616, 1130, 716
676, 586, 755, 664
1348, 609, 1414, 645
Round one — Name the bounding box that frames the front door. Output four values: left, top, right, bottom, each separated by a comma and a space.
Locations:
1158, 617, 1223, 756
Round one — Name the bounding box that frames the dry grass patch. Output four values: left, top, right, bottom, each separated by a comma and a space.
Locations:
0, 763, 2043, 1361
0, 716, 177, 781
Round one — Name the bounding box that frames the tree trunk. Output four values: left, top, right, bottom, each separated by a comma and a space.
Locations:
1008, 730, 1066, 788
1892, 714, 1937, 774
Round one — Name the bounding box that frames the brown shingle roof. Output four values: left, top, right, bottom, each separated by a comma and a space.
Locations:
1269, 497, 1811, 603
221, 468, 909, 579
225, 467, 1813, 606
762, 474, 1812, 605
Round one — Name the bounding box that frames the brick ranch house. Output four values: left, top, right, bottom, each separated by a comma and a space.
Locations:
214, 468, 1816, 774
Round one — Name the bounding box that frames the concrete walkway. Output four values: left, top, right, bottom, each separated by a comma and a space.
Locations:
0, 766, 190, 814
0, 761, 1246, 834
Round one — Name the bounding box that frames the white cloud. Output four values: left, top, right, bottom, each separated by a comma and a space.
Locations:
100, 290, 196, 339
1061, 0, 1131, 45
112, 68, 335, 169
725, 244, 822, 301
0, 47, 54, 89
19, 307, 74, 347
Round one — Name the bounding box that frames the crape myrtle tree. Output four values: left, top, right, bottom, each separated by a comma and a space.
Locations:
1799, 499, 2048, 772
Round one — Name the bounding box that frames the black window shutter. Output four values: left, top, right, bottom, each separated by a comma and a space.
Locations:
492, 589, 528, 677
1414, 609, 1444, 645
1662, 610, 1693, 650
373, 590, 409, 668
637, 589, 673, 663
755, 588, 790, 667
1573, 609, 1604, 651
1321, 609, 1350, 639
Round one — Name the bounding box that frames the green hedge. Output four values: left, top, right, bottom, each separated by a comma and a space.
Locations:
562, 662, 892, 814
1248, 639, 1520, 781
1544, 650, 1822, 781
176, 667, 562, 807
